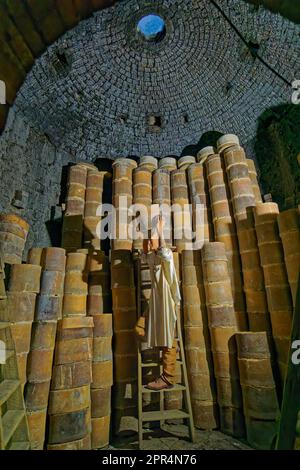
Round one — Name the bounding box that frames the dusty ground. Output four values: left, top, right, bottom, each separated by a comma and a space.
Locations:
109, 424, 252, 451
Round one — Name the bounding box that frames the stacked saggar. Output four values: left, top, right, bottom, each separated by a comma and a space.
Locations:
0, 132, 298, 450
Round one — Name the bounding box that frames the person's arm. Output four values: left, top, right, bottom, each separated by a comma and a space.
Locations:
157, 215, 166, 249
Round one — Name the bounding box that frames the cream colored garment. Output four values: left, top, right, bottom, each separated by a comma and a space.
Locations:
143, 248, 181, 349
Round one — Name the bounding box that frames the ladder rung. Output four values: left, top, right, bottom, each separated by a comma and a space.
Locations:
2, 410, 25, 448
8, 442, 30, 450
0, 380, 20, 406
142, 410, 190, 422
142, 384, 186, 393
141, 360, 183, 368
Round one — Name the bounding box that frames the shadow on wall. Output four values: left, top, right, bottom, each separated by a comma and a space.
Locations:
181, 131, 224, 157
254, 103, 300, 211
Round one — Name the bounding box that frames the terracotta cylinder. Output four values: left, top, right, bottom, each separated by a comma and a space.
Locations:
27, 409, 47, 450
171, 169, 193, 253
246, 159, 262, 204
236, 332, 280, 449
41, 247, 66, 272
159, 157, 177, 171
26, 248, 66, 450
91, 416, 110, 449
6, 292, 36, 323
65, 165, 87, 216
62, 165, 87, 251
202, 242, 245, 438
112, 158, 137, 251
223, 146, 255, 222
278, 209, 300, 306
0, 214, 29, 264
223, 149, 271, 334
133, 167, 152, 250
48, 408, 91, 445
139, 155, 158, 172
178, 155, 196, 170
61, 215, 83, 253
84, 170, 107, 217
27, 247, 43, 266
205, 153, 247, 331
187, 163, 213, 245
48, 316, 94, 449
47, 435, 91, 451
217, 134, 240, 154
197, 147, 216, 164
90, 314, 112, 449
181, 250, 218, 430
87, 250, 111, 315
83, 170, 110, 248
8, 264, 42, 391
111, 250, 137, 436
254, 203, 293, 384
62, 252, 88, 317
9, 264, 41, 293
152, 168, 173, 247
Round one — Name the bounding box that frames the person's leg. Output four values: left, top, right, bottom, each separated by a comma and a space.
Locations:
161, 339, 177, 385
145, 340, 177, 390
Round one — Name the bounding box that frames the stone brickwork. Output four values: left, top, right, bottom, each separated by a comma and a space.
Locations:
0, 108, 71, 253
11, 0, 299, 160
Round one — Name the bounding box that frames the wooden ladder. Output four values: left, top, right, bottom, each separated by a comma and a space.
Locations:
135, 253, 195, 449
0, 254, 30, 450
276, 272, 300, 450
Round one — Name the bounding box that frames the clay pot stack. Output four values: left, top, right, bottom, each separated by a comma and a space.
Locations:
236, 332, 280, 449
0, 214, 29, 264
171, 169, 193, 253
278, 208, 300, 307
188, 162, 213, 248
83, 170, 110, 249
152, 168, 173, 247
254, 203, 293, 384
87, 249, 111, 317
181, 250, 218, 430
7, 264, 42, 392
85, 249, 112, 448
202, 242, 245, 438
246, 159, 262, 205
205, 152, 247, 331
111, 250, 137, 436
112, 158, 137, 251
25, 248, 65, 450
223, 144, 271, 334
62, 164, 88, 252
90, 314, 113, 449
62, 252, 88, 318
164, 251, 184, 414
133, 167, 153, 250
47, 316, 94, 450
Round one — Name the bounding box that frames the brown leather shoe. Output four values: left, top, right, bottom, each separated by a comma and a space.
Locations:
145, 375, 174, 391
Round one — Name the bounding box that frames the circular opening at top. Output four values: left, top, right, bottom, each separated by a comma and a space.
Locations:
137, 14, 166, 43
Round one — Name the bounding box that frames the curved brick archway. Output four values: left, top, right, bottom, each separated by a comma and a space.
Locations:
0, 0, 299, 133
0, 0, 117, 129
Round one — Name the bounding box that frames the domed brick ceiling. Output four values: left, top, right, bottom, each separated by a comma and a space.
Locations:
14, 0, 300, 160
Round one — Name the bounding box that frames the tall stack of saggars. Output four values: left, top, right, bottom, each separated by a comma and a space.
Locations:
0, 134, 299, 450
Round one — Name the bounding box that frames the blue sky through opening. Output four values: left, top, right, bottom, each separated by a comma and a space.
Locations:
137, 14, 165, 38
